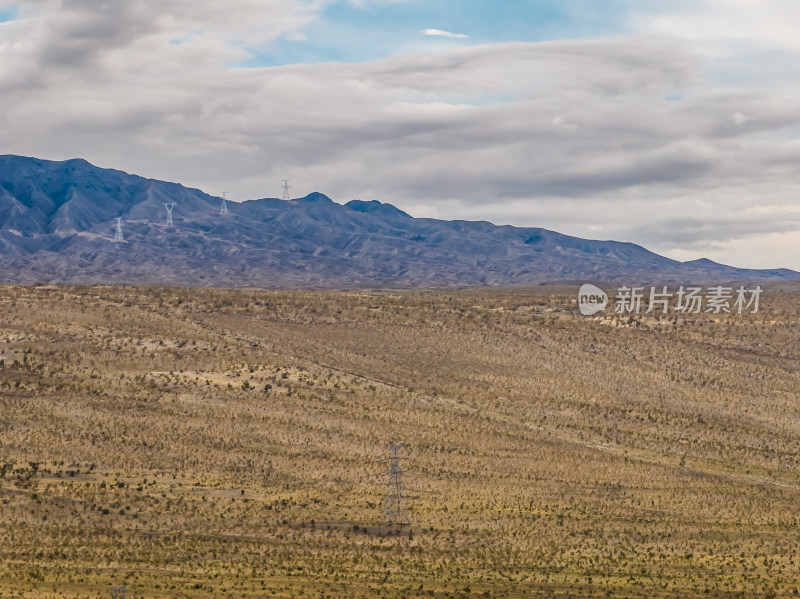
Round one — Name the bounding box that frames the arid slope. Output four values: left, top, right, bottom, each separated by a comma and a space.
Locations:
1, 284, 799, 598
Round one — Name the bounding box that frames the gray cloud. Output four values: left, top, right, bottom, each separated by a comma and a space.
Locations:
0, 1, 799, 269
631, 215, 800, 249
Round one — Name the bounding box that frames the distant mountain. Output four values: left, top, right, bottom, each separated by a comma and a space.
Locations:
0, 155, 797, 288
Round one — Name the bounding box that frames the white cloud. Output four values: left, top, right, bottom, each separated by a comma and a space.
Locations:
630, 0, 800, 52
423, 28, 468, 39
0, 1, 799, 269
286, 31, 309, 42
732, 111, 750, 126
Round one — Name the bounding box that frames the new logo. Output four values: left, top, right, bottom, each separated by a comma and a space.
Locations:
578, 284, 608, 316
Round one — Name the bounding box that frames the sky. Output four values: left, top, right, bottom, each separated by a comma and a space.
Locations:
1, 0, 799, 270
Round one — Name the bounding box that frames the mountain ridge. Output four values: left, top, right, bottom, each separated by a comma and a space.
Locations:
0, 154, 797, 288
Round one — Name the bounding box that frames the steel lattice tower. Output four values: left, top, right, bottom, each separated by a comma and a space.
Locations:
383, 443, 410, 526
163, 202, 176, 226
282, 179, 292, 200
113, 218, 123, 242
220, 192, 228, 216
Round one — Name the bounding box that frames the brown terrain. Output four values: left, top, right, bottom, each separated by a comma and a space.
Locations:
1, 283, 799, 598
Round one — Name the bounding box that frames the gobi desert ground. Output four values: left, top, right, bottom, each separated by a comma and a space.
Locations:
2, 284, 800, 598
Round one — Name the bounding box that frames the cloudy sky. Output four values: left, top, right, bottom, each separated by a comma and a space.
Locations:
1, 0, 799, 269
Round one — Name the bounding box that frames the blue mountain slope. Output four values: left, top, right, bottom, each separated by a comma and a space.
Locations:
0, 154, 797, 287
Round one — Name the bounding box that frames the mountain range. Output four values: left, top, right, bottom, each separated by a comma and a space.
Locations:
0, 154, 796, 288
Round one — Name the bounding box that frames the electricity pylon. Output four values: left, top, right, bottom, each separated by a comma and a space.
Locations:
163, 202, 175, 226
383, 443, 410, 526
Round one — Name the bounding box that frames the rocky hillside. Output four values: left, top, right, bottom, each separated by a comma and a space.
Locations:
0, 155, 796, 287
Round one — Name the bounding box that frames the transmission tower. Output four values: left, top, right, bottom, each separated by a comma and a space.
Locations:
282, 179, 291, 200
111, 585, 127, 599
383, 443, 410, 526
163, 202, 175, 227
113, 218, 123, 242
220, 192, 228, 216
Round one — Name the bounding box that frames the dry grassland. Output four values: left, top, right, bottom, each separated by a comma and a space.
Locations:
1, 284, 799, 598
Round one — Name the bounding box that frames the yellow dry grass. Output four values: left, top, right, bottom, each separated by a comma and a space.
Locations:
1, 283, 799, 598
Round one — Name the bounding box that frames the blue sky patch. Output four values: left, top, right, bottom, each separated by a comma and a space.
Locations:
240, 0, 631, 68
0, 5, 18, 22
